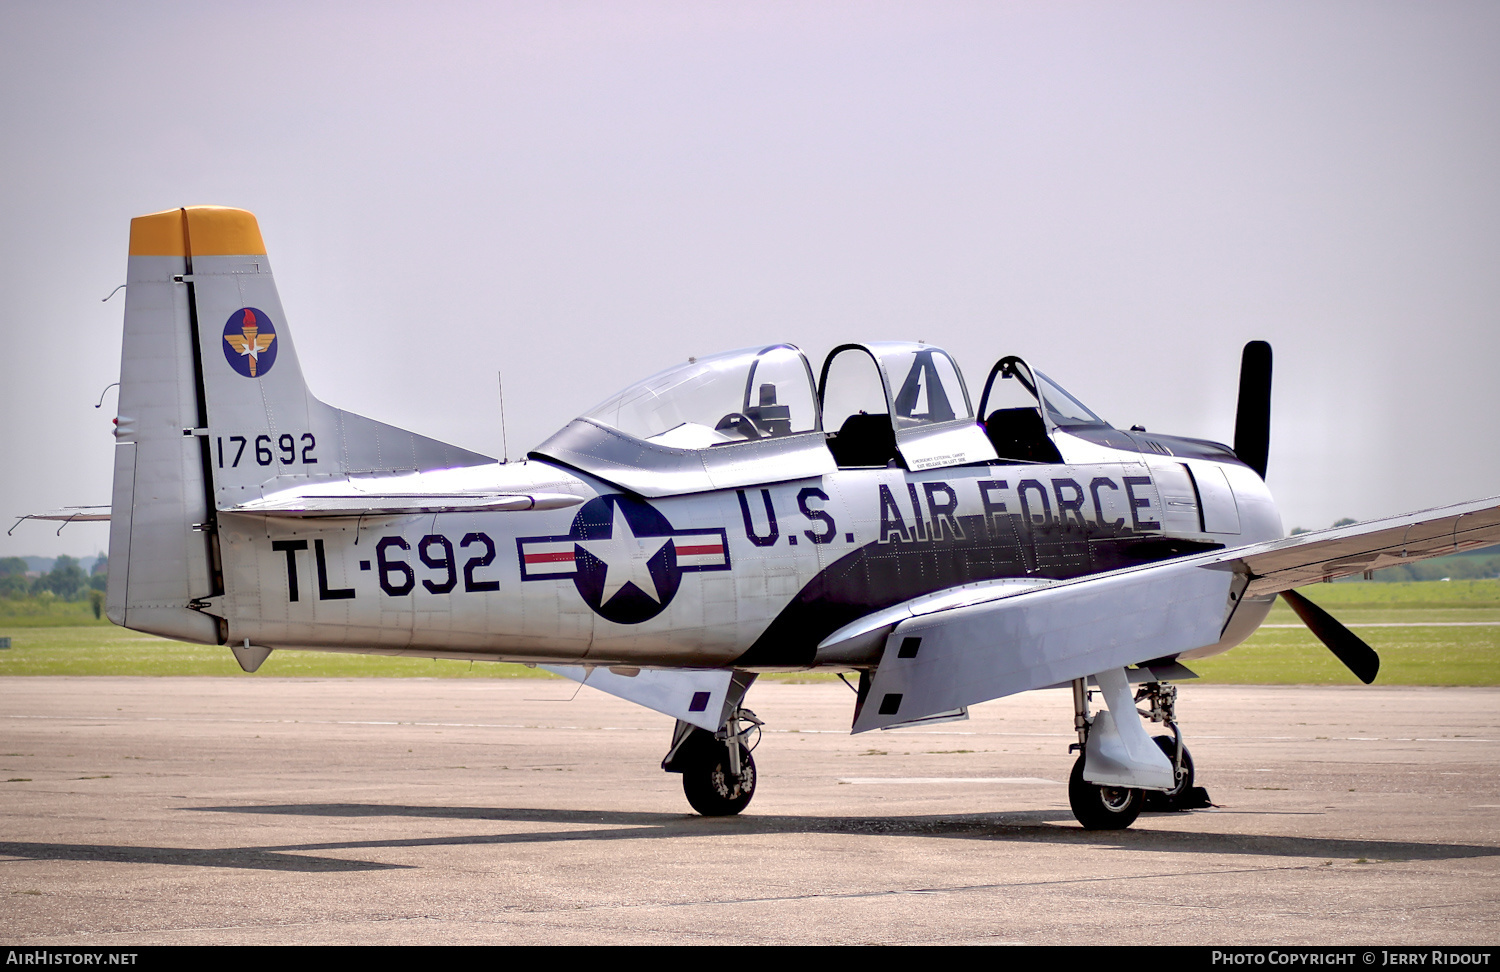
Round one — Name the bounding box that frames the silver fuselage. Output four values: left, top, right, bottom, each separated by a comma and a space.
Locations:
211, 432, 1282, 670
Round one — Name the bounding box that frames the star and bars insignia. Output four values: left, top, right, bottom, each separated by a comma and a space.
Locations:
518, 494, 730, 625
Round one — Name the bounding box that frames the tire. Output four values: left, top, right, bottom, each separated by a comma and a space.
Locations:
682, 742, 756, 816
1144, 734, 1196, 811
1068, 754, 1143, 830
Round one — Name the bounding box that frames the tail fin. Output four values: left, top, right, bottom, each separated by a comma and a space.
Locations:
107, 206, 491, 641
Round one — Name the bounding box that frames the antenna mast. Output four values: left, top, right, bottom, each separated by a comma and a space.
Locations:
497, 372, 510, 464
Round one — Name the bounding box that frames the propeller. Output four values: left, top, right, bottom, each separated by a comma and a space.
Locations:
1229, 340, 1379, 682
1280, 589, 1381, 684
1233, 340, 1273, 480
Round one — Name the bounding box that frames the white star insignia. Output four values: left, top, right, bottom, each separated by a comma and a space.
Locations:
577, 501, 671, 605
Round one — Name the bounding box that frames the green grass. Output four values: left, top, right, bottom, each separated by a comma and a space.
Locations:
0, 627, 556, 678
2, 579, 1497, 685
1193, 624, 1500, 686
1194, 579, 1500, 686
0, 598, 112, 628
1258, 578, 1500, 624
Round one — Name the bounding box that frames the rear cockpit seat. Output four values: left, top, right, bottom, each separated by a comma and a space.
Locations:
984, 408, 1063, 464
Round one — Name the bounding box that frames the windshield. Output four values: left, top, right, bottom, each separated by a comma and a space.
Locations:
1034, 370, 1109, 428
583, 344, 820, 448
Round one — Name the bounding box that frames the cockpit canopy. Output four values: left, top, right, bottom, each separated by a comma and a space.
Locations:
584, 345, 820, 448
531, 340, 1121, 497
818, 343, 997, 471
534, 345, 836, 497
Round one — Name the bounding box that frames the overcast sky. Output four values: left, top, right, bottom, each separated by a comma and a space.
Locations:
2, 1, 1496, 560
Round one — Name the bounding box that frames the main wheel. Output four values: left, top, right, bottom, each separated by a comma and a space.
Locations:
682, 742, 756, 816
1144, 734, 1196, 811
1068, 754, 1143, 830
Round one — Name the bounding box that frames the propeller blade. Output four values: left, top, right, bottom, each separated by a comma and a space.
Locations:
1233, 340, 1273, 479
1281, 588, 1380, 684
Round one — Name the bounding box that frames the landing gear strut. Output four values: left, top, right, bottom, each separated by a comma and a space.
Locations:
662, 706, 763, 816
1067, 677, 1144, 829
1067, 675, 1207, 829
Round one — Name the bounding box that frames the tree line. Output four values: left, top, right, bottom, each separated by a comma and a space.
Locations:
0, 555, 106, 600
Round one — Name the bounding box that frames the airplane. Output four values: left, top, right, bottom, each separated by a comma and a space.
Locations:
25, 204, 1500, 830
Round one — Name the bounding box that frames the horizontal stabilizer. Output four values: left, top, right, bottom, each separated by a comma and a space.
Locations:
8, 506, 112, 532
225, 490, 583, 518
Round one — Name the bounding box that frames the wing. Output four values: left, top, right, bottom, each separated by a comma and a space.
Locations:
843, 495, 1500, 732
1232, 495, 1500, 595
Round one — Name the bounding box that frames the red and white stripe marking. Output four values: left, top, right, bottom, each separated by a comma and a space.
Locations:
673, 537, 726, 569
521, 540, 578, 576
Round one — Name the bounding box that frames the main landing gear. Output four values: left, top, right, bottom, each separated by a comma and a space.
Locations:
662, 705, 763, 816
1067, 675, 1209, 830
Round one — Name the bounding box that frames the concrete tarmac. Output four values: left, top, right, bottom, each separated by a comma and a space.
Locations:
2, 677, 1498, 945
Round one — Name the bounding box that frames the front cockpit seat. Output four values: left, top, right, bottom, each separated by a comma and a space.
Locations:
984, 407, 1063, 464
827, 412, 900, 468
744, 383, 793, 437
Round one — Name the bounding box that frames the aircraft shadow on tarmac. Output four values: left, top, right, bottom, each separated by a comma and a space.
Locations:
5, 804, 1495, 873
0, 840, 405, 872
195, 803, 1500, 868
